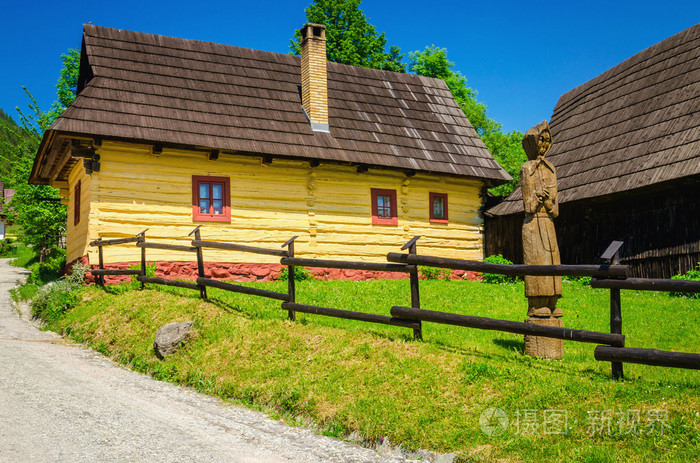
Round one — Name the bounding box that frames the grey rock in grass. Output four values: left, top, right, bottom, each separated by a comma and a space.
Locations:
154, 321, 194, 359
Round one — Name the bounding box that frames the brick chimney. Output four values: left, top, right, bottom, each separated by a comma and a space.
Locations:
300, 23, 329, 132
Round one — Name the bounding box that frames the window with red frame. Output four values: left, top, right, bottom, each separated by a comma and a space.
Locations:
371, 188, 398, 225
429, 192, 448, 223
192, 175, 231, 222
74, 180, 81, 226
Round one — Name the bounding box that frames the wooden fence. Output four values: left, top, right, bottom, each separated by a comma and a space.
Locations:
89, 230, 700, 379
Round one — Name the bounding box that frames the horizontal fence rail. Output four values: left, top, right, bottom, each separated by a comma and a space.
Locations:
89, 235, 145, 247
136, 242, 197, 252
196, 277, 290, 301
391, 306, 626, 347
282, 302, 421, 329
594, 346, 700, 369
191, 240, 289, 257
136, 276, 200, 290
387, 253, 629, 277
280, 257, 415, 273
90, 269, 142, 276
591, 277, 700, 293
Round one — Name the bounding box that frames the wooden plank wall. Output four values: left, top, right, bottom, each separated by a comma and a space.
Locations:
81, 141, 486, 265
65, 162, 95, 263
485, 181, 700, 278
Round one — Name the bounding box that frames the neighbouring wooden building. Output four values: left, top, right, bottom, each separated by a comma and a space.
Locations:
486, 23, 700, 278
0, 182, 15, 241
30, 24, 509, 280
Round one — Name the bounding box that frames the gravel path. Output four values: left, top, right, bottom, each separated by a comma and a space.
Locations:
0, 258, 408, 463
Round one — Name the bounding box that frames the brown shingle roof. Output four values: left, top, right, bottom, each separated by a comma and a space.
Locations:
33, 25, 509, 184
488, 23, 700, 216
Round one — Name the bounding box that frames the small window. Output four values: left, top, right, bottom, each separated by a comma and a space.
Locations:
74, 180, 81, 226
192, 175, 230, 222
429, 192, 448, 223
371, 188, 398, 225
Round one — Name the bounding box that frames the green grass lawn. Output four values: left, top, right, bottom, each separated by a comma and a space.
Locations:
46, 277, 699, 462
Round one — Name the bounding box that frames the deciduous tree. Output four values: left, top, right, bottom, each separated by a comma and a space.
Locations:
290, 0, 405, 72
409, 46, 526, 196
5, 48, 79, 255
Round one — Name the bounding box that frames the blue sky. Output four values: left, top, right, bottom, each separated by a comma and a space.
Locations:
1, 0, 698, 133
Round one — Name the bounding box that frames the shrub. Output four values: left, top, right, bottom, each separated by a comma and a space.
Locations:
563, 275, 592, 286
31, 262, 89, 321
279, 266, 312, 281
670, 263, 700, 298
481, 254, 518, 284
0, 238, 14, 257
419, 266, 452, 280
25, 247, 66, 285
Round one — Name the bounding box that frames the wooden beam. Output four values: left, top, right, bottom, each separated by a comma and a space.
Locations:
591, 277, 700, 293
595, 346, 700, 370
208, 150, 219, 161
197, 277, 290, 301
387, 253, 628, 277
280, 257, 415, 273
191, 239, 289, 257
49, 138, 72, 182
391, 306, 625, 347
91, 269, 142, 276
282, 302, 420, 329
137, 276, 200, 290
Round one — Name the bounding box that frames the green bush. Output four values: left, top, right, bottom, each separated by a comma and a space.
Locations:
279, 266, 312, 281
563, 275, 592, 286
670, 263, 700, 298
31, 262, 89, 321
419, 266, 452, 280
481, 254, 518, 284
24, 247, 66, 285
0, 238, 14, 257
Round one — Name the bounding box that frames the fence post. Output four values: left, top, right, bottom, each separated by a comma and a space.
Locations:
600, 240, 625, 380
282, 236, 299, 321
402, 236, 422, 340
189, 225, 207, 299
97, 237, 105, 286
139, 230, 147, 290
610, 253, 624, 380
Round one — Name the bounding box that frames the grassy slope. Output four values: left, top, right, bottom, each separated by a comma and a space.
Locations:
48, 279, 699, 462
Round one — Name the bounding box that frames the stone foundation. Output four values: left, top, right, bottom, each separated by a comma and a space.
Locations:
523, 318, 564, 359
66, 256, 482, 284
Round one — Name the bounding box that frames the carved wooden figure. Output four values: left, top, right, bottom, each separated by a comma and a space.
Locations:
520, 121, 564, 359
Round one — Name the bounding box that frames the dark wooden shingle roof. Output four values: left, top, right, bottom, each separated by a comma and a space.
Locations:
33, 25, 509, 184
489, 23, 700, 216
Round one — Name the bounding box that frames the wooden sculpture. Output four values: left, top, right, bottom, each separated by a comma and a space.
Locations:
521, 121, 564, 359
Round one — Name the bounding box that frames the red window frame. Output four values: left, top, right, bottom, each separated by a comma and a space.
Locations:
192, 175, 231, 222
74, 180, 81, 226
429, 192, 448, 223
371, 188, 398, 226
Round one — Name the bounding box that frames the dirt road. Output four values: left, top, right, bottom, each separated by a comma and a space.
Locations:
0, 258, 407, 462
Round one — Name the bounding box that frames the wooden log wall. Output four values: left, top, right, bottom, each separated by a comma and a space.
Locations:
71, 141, 487, 265
64, 161, 94, 264
485, 181, 700, 278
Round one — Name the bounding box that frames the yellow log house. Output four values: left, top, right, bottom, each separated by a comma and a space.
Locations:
31, 24, 510, 279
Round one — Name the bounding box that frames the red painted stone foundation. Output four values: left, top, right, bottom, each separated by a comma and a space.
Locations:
67, 256, 482, 285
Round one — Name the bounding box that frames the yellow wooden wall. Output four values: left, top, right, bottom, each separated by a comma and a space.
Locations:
78, 141, 486, 265
63, 161, 95, 263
